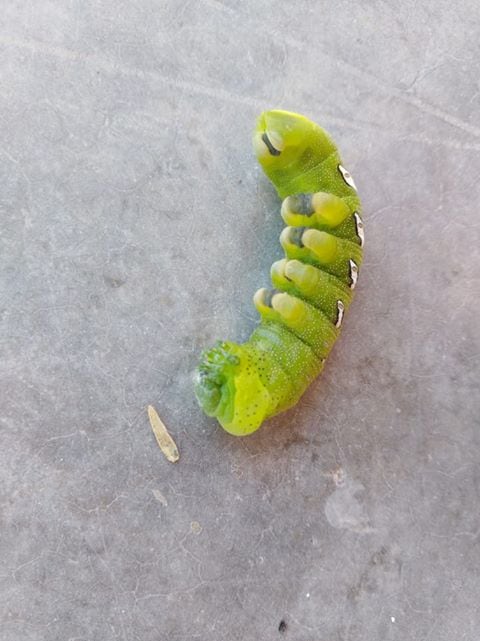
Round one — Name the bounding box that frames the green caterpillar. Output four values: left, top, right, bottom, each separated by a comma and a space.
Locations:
194, 110, 364, 436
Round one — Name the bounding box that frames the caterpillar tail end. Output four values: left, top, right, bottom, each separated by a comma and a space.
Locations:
194, 341, 272, 436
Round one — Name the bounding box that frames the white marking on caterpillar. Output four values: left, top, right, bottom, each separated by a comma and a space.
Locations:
266, 130, 285, 152
353, 212, 365, 247
338, 164, 357, 191
255, 130, 285, 158
335, 300, 345, 328
349, 259, 359, 290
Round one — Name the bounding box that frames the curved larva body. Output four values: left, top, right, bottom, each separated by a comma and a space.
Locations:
195, 110, 363, 436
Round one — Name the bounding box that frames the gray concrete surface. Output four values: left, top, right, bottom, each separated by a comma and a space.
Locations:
1, 2, 479, 640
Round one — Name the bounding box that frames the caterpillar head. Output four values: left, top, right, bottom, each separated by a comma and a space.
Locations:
194, 341, 273, 436
253, 109, 336, 196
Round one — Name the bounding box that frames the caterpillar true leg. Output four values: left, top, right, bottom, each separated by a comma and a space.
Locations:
195, 110, 364, 436
279, 226, 362, 282
270, 259, 352, 323
281, 192, 352, 229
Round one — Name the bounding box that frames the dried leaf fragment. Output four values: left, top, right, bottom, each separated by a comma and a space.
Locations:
147, 405, 179, 463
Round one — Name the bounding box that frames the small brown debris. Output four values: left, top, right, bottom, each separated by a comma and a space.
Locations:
147, 405, 179, 463
190, 521, 202, 535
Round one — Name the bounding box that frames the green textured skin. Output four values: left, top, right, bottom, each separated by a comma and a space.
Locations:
194, 110, 363, 436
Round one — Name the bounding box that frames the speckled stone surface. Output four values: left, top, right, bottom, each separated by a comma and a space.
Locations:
1, 2, 479, 640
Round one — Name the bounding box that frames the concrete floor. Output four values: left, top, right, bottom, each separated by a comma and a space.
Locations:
1, 2, 479, 640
